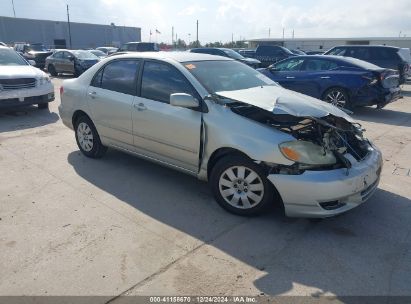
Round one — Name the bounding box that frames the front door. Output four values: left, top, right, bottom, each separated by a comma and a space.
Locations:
132, 60, 202, 173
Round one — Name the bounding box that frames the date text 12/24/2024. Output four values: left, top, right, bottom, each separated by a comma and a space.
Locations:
149, 296, 258, 303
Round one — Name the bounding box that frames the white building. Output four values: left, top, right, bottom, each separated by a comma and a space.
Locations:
247, 37, 411, 52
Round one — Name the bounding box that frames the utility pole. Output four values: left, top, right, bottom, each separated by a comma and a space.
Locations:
11, 0, 16, 17
196, 20, 199, 47
292, 29, 294, 39
172, 26, 174, 47
282, 28, 284, 39
232, 33, 234, 44
66, 4, 72, 49
269, 28, 271, 38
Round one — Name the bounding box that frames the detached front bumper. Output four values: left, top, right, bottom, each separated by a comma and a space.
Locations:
268, 147, 382, 218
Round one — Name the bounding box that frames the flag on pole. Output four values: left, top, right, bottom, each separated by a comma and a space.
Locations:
150, 30, 152, 36
155, 29, 161, 34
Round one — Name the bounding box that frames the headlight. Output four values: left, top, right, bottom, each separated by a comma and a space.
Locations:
38, 75, 51, 85
279, 141, 336, 165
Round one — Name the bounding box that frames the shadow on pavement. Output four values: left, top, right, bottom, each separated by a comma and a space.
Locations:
67, 149, 411, 297
353, 106, 411, 127
0, 105, 59, 132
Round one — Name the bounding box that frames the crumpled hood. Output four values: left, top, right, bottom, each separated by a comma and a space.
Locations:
216, 85, 353, 121
0, 65, 46, 79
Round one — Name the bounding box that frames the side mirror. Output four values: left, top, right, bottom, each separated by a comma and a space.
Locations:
170, 93, 199, 108
28, 60, 36, 66
269, 66, 280, 72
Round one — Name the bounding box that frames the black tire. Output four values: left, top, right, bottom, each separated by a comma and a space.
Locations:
322, 87, 353, 111
209, 155, 278, 216
48, 64, 57, 77
74, 115, 107, 158
38, 103, 49, 110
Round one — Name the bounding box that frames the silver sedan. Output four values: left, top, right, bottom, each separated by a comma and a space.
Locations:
59, 52, 382, 217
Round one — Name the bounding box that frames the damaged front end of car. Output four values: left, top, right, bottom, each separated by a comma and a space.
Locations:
212, 87, 382, 217
229, 101, 371, 174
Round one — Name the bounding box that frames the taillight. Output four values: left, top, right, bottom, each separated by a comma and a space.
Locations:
59, 86, 64, 96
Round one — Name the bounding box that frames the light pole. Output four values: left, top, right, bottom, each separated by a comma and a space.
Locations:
11, 0, 16, 17
188, 33, 191, 45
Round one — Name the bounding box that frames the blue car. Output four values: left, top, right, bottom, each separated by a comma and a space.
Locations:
258, 55, 401, 110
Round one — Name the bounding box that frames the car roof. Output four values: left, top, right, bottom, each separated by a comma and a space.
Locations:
108, 51, 233, 62
332, 45, 400, 50
279, 55, 381, 69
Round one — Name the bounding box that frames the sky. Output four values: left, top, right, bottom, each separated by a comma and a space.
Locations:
1, 0, 411, 43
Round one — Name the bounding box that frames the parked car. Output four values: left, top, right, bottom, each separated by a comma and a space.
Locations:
13, 43, 53, 69
290, 49, 306, 55
239, 45, 295, 67
258, 55, 400, 110
0, 46, 54, 109
324, 45, 411, 84
189, 47, 261, 68
90, 50, 107, 59
45, 50, 100, 77
59, 52, 382, 218
96, 47, 118, 55
117, 42, 159, 52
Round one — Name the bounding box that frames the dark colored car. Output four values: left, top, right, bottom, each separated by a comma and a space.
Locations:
13, 43, 52, 69
189, 47, 261, 68
258, 55, 401, 110
239, 45, 296, 68
324, 45, 411, 84
45, 50, 100, 77
118, 42, 159, 52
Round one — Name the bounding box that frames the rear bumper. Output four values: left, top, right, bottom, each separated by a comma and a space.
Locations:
352, 86, 401, 107
268, 146, 382, 218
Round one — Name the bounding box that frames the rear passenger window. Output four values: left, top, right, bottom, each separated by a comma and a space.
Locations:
303, 59, 339, 71
91, 60, 140, 95
141, 61, 196, 104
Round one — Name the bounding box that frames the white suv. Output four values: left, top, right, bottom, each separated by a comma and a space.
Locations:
0, 46, 54, 110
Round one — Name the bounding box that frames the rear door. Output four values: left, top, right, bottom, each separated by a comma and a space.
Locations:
132, 60, 202, 172
61, 51, 74, 73
87, 59, 141, 147
299, 58, 340, 98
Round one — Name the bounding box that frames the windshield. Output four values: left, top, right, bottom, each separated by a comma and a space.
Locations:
184, 60, 277, 93
222, 49, 244, 60
27, 44, 47, 52
72, 50, 99, 60
0, 48, 28, 66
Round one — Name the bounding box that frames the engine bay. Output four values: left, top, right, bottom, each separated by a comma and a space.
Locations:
229, 103, 371, 170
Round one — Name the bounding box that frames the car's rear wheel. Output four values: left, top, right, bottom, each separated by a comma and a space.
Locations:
74, 115, 107, 158
323, 87, 352, 110
210, 155, 276, 216
48, 64, 57, 77
38, 103, 49, 110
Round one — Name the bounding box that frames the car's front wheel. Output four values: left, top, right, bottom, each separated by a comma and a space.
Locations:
74, 115, 107, 158
210, 155, 276, 216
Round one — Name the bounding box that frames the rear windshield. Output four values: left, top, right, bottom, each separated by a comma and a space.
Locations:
0, 48, 28, 66
183, 60, 277, 93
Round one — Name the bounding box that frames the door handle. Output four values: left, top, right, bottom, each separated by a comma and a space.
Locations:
88, 91, 97, 99
320, 76, 331, 79
286, 76, 295, 79
134, 102, 147, 111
